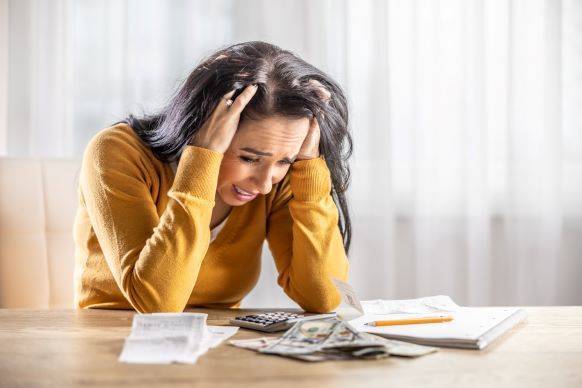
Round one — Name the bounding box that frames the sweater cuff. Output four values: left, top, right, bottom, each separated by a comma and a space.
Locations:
290, 156, 332, 201
169, 146, 223, 201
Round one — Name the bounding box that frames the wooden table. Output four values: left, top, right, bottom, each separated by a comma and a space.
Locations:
1, 307, 581, 387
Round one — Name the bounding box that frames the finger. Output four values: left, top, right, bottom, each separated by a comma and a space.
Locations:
213, 90, 237, 115
223, 89, 236, 100
307, 117, 321, 140
300, 118, 319, 147
229, 84, 258, 115
297, 119, 321, 160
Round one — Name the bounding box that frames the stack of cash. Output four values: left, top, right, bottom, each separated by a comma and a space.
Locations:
230, 318, 437, 362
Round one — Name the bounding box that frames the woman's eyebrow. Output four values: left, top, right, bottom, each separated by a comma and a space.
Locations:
240, 147, 297, 162
240, 147, 272, 156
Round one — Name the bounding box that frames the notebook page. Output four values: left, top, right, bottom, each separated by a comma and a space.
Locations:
350, 307, 523, 342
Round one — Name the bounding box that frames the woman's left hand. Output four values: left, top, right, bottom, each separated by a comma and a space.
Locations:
296, 79, 331, 161
295, 117, 321, 161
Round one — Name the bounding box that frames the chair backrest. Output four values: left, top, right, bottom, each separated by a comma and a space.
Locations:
0, 157, 80, 308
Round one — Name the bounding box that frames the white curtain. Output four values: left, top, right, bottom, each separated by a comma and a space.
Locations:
1, 0, 581, 307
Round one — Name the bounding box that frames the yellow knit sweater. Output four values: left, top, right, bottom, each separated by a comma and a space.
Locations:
73, 124, 349, 313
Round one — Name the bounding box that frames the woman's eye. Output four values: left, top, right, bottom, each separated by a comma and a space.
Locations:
239, 156, 258, 164
239, 156, 291, 166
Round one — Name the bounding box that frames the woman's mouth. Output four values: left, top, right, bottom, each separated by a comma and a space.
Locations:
232, 184, 258, 201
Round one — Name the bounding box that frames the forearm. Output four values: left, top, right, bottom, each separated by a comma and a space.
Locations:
124, 146, 223, 312
83, 144, 222, 313
282, 196, 349, 312
121, 195, 214, 313
271, 157, 349, 313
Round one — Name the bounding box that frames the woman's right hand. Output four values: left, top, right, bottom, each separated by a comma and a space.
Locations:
189, 84, 258, 153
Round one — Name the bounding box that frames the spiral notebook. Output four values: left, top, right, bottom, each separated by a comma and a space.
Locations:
348, 296, 527, 350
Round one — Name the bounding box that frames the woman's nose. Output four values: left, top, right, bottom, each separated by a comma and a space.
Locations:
254, 168, 274, 195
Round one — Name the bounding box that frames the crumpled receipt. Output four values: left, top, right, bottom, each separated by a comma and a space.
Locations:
118, 313, 238, 364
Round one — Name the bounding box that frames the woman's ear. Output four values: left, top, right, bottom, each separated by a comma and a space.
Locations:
308, 79, 331, 103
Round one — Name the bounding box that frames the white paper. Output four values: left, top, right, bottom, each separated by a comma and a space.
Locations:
350, 307, 521, 340
361, 295, 460, 315
129, 313, 207, 339
205, 325, 239, 348
119, 313, 239, 364
332, 278, 364, 321
350, 296, 526, 350
119, 335, 202, 364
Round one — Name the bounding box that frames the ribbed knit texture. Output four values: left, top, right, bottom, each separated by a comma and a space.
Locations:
73, 124, 349, 313
290, 156, 332, 202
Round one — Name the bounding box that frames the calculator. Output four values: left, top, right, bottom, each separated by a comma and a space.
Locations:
230, 311, 337, 332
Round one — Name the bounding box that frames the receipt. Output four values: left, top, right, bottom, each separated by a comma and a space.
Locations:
119, 335, 200, 364
119, 313, 238, 364
129, 313, 207, 339
332, 278, 364, 321
205, 325, 239, 348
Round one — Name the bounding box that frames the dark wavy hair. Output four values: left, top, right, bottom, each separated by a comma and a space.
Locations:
124, 41, 353, 254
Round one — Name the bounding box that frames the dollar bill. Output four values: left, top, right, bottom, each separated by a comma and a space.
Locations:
231, 318, 437, 362
259, 318, 390, 361
229, 337, 279, 350
230, 337, 352, 361
259, 319, 341, 355
360, 332, 438, 357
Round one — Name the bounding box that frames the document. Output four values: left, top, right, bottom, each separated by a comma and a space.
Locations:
118, 313, 238, 364
333, 281, 524, 351
351, 297, 527, 350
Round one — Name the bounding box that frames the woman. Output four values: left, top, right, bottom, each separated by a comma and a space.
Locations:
74, 41, 353, 313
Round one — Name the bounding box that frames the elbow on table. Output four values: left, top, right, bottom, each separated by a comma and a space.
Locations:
124, 284, 188, 314
280, 274, 344, 314
296, 291, 342, 314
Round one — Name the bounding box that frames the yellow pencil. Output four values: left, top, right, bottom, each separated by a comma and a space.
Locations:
365, 315, 454, 327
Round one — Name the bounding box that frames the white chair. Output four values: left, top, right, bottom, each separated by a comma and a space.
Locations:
0, 158, 80, 308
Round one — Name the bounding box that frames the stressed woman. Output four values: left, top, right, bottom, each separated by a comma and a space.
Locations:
73, 41, 353, 313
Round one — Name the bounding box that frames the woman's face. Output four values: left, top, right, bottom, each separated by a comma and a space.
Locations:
216, 115, 310, 206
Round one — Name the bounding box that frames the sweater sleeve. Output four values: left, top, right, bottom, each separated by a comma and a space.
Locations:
80, 131, 222, 313
266, 156, 350, 313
